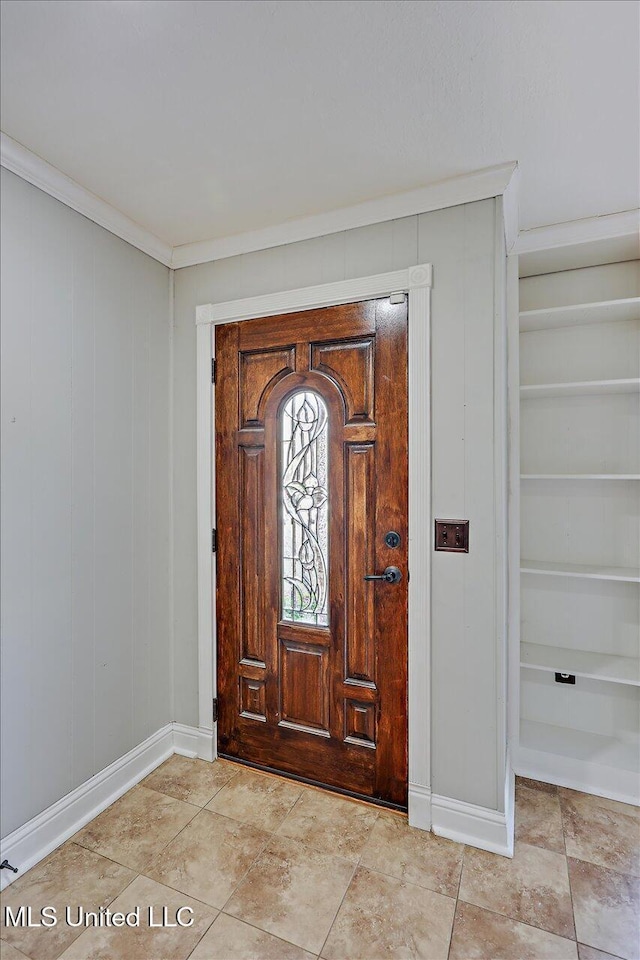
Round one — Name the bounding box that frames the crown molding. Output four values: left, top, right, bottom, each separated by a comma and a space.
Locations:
1, 137, 517, 272
502, 163, 520, 254
1, 132, 173, 266
172, 161, 518, 269
3, 138, 635, 276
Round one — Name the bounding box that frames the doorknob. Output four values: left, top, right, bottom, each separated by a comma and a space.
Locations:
364, 566, 402, 584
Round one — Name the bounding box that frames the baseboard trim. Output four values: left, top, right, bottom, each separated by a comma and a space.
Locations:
0, 724, 173, 889
173, 723, 216, 762
431, 793, 514, 858
504, 750, 515, 854
0, 722, 215, 890
408, 782, 432, 831
2, 722, 520, 889
409, 782, 514, 857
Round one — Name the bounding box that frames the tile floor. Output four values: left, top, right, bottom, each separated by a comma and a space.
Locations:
1, 759, 638, 960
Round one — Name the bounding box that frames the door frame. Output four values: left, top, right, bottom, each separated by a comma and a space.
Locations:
195, 264, 433, 829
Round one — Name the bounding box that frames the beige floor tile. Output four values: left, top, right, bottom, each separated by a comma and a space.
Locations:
459, 841, 575, 939
559, 787, 640, 822
515, 780, 565, 853
568, 857, 640, 960
0, 939, 34, 960
359, 811, 463, 896
577, 945, 625, 960
58, 874, 215, 960
515, 777, 558, 795
145, 809, 269, 908
225, 834, 353, 954
0, 843, 134, 960
189, 913, 316, 959
321, 865, 455, 960
449, 901, 578, 959
141, 755, 237, 807
277, 787, 379, 862
205, 769, 303, 832
72, 784, 198, 871
560, 791, 640, 876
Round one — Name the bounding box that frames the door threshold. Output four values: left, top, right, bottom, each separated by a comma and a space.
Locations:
217, 753, 408, 813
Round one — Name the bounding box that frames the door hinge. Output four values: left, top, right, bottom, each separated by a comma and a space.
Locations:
212, 528, 217, 553
212, 697, 218, 723
211, 358, 217, 384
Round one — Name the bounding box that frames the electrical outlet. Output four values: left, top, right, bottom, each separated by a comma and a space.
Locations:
434, 520, 469, 553
555, 673, 576, 685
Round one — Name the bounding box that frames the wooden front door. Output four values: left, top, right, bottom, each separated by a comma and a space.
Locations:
215, 297, 408, 806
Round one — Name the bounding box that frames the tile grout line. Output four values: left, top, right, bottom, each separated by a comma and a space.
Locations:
180, 908, 219, 960
447, 852, 464, 960
143, 753, 241, 801
209, 831, 274, 917
216, 782, 378, 957
447, 839, 468, 960
137, 805, 276, 917
62, 840, 144, 878
214, 789, 307, 919
70, 784, 202, 871
49, 870, 143, 960
553, 790, 640, 951
60, 871, 220, 960
559, 789, 581, 945
454, 895, 581, 943
316, 807, 388, 959
316, 858, 359, 959
219, 909, 324, 956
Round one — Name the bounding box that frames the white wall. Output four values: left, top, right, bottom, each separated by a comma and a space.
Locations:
0, 177, 508, 830
0, 169, 173, 838
173, 199, 509, 812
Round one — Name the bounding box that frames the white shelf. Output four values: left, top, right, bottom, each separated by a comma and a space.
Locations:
520, 297, 640, 332
521, 474, 640, 481
521, 378, 640, 399
521, 560, 640, 583
520, 720, 640, 774
521, 642, 640, 686
518, 274, 640, 805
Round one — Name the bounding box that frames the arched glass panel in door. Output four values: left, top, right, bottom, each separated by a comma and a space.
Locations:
280, 390, 329, 626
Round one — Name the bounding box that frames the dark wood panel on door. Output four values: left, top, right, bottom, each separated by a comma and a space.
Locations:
216, 298, 408, 806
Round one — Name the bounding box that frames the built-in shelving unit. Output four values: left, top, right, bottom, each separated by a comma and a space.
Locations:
520, 721, 639, 774
521, 642, 640, 686
519, 296, 640, 332
516, 265, 640, 805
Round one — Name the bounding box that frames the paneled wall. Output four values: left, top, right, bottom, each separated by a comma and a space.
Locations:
0, 169, 172, 837
173, 199, 508, 812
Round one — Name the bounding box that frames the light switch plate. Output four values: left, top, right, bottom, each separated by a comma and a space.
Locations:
434, 519, 469, 553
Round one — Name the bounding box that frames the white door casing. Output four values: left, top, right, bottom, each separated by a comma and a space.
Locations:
196, 265, 433, 826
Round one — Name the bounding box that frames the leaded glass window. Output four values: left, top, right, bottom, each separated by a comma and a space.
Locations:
280, 391, 329, 626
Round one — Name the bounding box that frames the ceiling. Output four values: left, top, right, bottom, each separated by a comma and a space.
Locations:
1, 0, 638, 248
